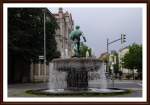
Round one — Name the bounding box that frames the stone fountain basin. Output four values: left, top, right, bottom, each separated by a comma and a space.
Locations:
31, 88, 128, 94
26, 88, 130, 96
52, 58, 102, 71
51, 58, 104, 90
43, 88, 127, 93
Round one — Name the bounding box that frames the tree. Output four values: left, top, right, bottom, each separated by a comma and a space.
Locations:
122, 44, 142, 79
8, 8, 60, 62
8, 8, 60, 83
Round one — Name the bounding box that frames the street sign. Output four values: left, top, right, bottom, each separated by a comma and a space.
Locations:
39, 55, 44, 60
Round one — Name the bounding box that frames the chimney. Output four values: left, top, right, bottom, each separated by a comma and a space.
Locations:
59, 7, 63, 13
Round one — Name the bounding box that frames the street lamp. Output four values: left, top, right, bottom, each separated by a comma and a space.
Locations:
106, 34, 127, 72
106, 39, 109, 73
43, 8, 46, 82
106, 34, 127, 87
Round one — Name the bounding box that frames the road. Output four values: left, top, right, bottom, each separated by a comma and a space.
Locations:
8, 80, 142, 97
110, 80, 142, 97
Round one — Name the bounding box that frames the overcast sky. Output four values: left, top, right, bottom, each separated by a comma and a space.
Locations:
49, 7, 142, 57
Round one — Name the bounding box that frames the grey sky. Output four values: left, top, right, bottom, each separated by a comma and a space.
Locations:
49, 7, 142, 57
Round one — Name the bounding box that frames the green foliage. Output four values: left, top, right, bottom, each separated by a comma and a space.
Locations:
8, 8, 60, 62
122, 44, 142, 77
80, 42, 92, 57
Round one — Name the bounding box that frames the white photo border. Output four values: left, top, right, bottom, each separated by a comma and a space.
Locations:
3, 3, 147, 102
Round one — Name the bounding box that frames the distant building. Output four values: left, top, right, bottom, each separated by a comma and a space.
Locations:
109, 50, 117, 65
53, 8, 74, 58
99, 52, 109, 62
118, 46, 129, 75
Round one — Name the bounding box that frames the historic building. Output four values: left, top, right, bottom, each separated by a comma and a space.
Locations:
53, 8, 74, 58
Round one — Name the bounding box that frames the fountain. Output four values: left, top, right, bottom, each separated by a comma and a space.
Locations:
43, 58, 126, 94
48, 58, 102, 91
43, 26, 127, 94
27, 25, 128, 96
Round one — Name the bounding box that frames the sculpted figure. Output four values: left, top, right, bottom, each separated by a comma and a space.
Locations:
70, 25, 86, 57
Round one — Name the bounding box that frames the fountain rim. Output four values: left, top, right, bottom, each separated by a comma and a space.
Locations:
52, 58, 103, 62
26, 88, 131, 96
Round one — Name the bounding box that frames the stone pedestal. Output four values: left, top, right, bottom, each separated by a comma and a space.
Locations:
52, 58, 101, 90
67, 70, 88, 90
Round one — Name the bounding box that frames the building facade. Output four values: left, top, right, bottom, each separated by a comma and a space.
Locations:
99, 47, 138, 80
54, 8, 74, 58
118, 46, 129, 75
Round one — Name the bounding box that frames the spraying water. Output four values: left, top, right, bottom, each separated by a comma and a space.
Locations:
48, 58, 110, 92
99, 63, 107, 89
49, 63, 55, 91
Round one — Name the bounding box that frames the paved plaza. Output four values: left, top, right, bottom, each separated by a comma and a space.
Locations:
8, 80, 142, 97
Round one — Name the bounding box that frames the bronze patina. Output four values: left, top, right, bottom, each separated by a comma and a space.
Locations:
70, 25, 86, 57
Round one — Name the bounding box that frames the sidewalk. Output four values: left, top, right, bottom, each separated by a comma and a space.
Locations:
8, 83, 48, 97
114, 79, 142, 83
8, 80, 142, 97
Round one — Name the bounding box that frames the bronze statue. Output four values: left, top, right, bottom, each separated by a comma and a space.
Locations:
70, 25, 86, 57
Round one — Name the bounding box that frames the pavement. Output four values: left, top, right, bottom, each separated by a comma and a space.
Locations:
111, 80, 142, 97
8, 80, 142, 97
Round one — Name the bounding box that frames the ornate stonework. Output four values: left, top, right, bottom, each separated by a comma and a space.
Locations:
54, 8, 74, 58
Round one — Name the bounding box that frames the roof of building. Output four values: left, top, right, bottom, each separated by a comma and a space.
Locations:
53, 8, 74, 25
99, 52, 108, 58
119, 46, 129, 52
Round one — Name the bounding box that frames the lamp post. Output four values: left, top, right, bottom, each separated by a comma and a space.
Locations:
43, 9, 46, 82
106, 39, 109, 73
106, 34, 127, 87
106, 34, 126, 72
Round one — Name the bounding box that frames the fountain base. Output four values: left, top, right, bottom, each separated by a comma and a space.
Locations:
26, 88, 130, 96
50, 58, 104, 90
67, 70, 88, 90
